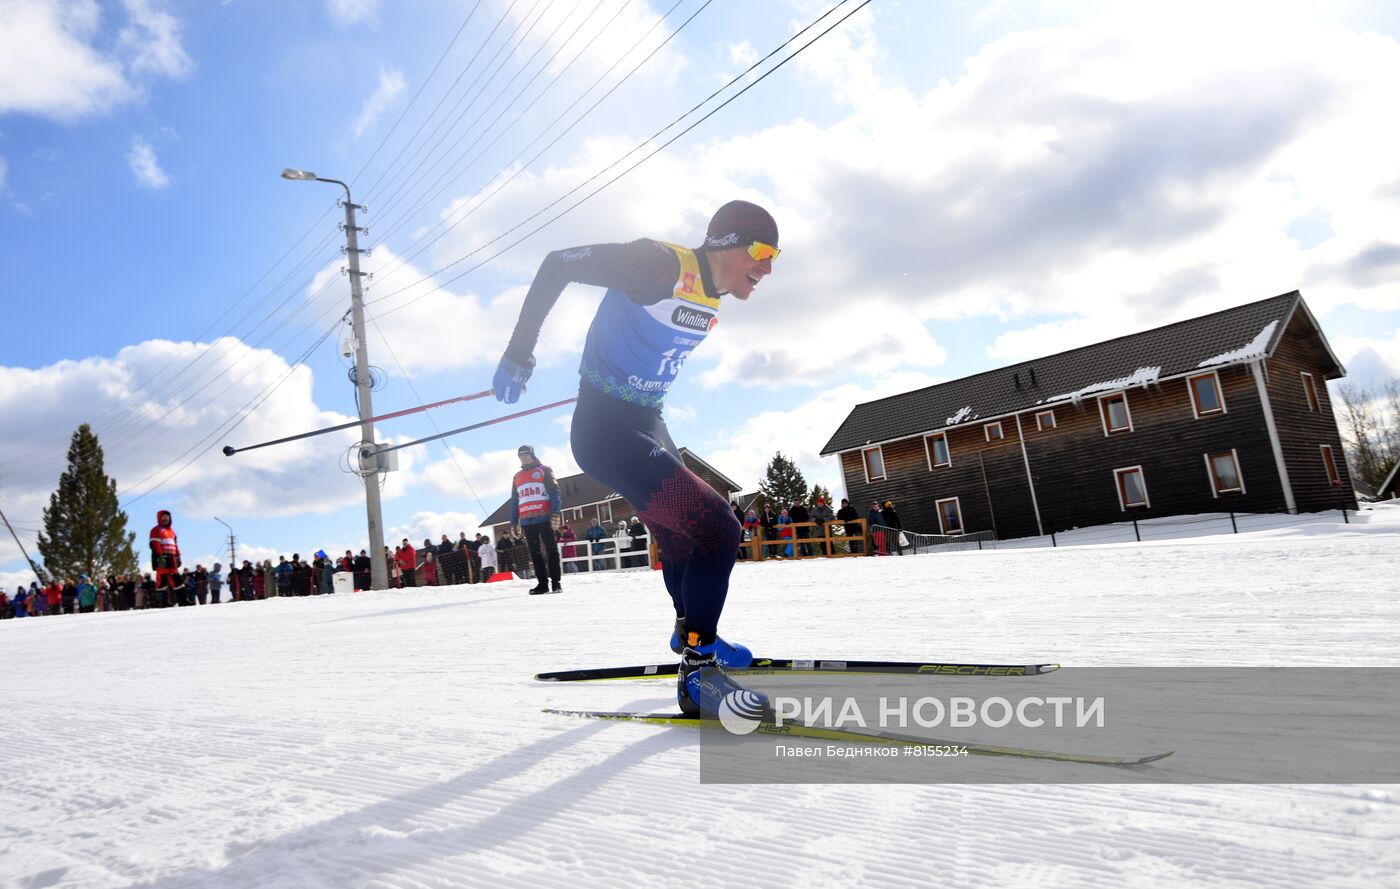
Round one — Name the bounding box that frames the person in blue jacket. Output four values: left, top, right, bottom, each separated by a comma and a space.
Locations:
492, 200, 780, 715
13, 585, 29, 618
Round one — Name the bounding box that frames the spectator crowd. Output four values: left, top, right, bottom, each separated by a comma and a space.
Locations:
2, 497, 906, 620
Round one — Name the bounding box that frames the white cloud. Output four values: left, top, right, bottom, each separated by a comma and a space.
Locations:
118, 0, 192, 78
0, 0, 132, 120
1, 568, 39, 592
705, 371, 941, 500
0, 337, 381, 549
325, 0, 377, 28
727, 40, 758, 68
353, 66, 405, 138
387, 510, 484, 546
126, 136, 169, 189
418, 440, 580, 511
0, 0, 190, 121
1332, 327, 1400, 387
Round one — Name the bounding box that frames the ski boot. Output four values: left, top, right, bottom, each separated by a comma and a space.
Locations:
551, 580, 562, 593
676, 632, 770, 719
669, 617, 754, 668
528, 580, 549, 595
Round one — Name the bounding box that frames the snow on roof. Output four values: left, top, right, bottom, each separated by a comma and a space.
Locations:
1046, 366, 1162, 404
945, 406, 973, 425
1198, 320, 1279, 368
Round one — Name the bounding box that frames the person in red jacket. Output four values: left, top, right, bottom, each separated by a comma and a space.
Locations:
44, 580, 63, 614
396, 538, 417, 587
150, 509, 181, 607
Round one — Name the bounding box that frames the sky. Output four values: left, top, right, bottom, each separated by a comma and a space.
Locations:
3, 0, 1400, 585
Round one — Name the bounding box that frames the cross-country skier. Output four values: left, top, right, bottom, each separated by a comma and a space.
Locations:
492, 200, 779, 716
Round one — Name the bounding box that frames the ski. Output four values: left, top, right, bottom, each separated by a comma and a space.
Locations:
535, 659, 1060, 683
544, 708, 1173, 767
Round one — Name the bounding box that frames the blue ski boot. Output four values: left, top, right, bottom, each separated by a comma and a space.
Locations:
676, 633, 770, 720
670, 618, 754, 669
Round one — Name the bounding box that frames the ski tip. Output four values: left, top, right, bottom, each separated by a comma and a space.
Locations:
1043, 663, 1061, 672
1133, 750, 1174, 765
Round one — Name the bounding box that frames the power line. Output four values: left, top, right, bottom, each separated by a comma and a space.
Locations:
4, 203, 340, 471
364, 0, 639, 257
368, 316, 489, 516
370, 0, 870, 314
349, 0, 487, 189
366, 0, 590, 232
0, 250, 345, 493
122, 311, 349, 507
367, 0, 701, 294
360, 0, 527, 206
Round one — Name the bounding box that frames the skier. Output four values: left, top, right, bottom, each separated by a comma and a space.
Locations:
492, 199, 779, 715
149, 510, 181, 607
509, 444, 562, 595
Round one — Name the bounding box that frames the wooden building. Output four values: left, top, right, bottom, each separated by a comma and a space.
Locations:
821, 291, 1356, 539
480, 448, 742, 539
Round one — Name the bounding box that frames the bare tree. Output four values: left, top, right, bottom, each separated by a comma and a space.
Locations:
1335, 381, 1397, 490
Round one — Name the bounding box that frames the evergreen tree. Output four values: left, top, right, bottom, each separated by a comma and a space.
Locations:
808, 483, 834, 507
758, 452, 808, 510
37, 424, 138, 580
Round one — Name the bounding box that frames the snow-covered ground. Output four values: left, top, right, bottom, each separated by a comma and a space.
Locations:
4, 504, 1400, 888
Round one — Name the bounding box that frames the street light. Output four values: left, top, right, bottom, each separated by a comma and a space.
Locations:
281, 166, 388, 591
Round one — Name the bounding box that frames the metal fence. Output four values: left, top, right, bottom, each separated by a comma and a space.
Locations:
995, 504, 1362, 550
871, 525, 998, 554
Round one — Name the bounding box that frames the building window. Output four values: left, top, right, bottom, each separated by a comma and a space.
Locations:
935, 497, 964, 535
572, 508, 583, 521
1301, 372, 1320, 412
862, 445, 886, 482
1114, 466, 1150, 509
1099, 392, 1133, 434
1320, 445, 1341, 487
925, 433, 950, 469
984, 421, 1004, 441
600, 502, 612, 523
1205, 450, 1244, 496
1035, 410, 1056, 431
1188, 372, 1225, 417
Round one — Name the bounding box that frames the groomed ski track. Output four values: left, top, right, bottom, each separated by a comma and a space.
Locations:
3, 507, 1399, 888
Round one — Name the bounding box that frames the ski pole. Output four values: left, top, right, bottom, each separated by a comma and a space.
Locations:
222, 389, 494, 456
375, 397, 579, 455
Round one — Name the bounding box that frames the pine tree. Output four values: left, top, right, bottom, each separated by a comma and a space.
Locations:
757, 452, 808, 510
37, 424, 138, 581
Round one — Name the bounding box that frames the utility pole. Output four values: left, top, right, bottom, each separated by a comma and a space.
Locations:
282, 168, 388, 590
213, 515, 236, 571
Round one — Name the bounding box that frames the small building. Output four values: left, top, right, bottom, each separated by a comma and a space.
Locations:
480, 448, 743, 539
820, 291, 1355, 539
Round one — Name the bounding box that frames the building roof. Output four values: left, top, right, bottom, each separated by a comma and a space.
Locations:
821, 291, 1344, 455
480, 448, 740, 526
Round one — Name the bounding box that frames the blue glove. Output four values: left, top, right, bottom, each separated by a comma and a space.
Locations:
493, 353, 535, 404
